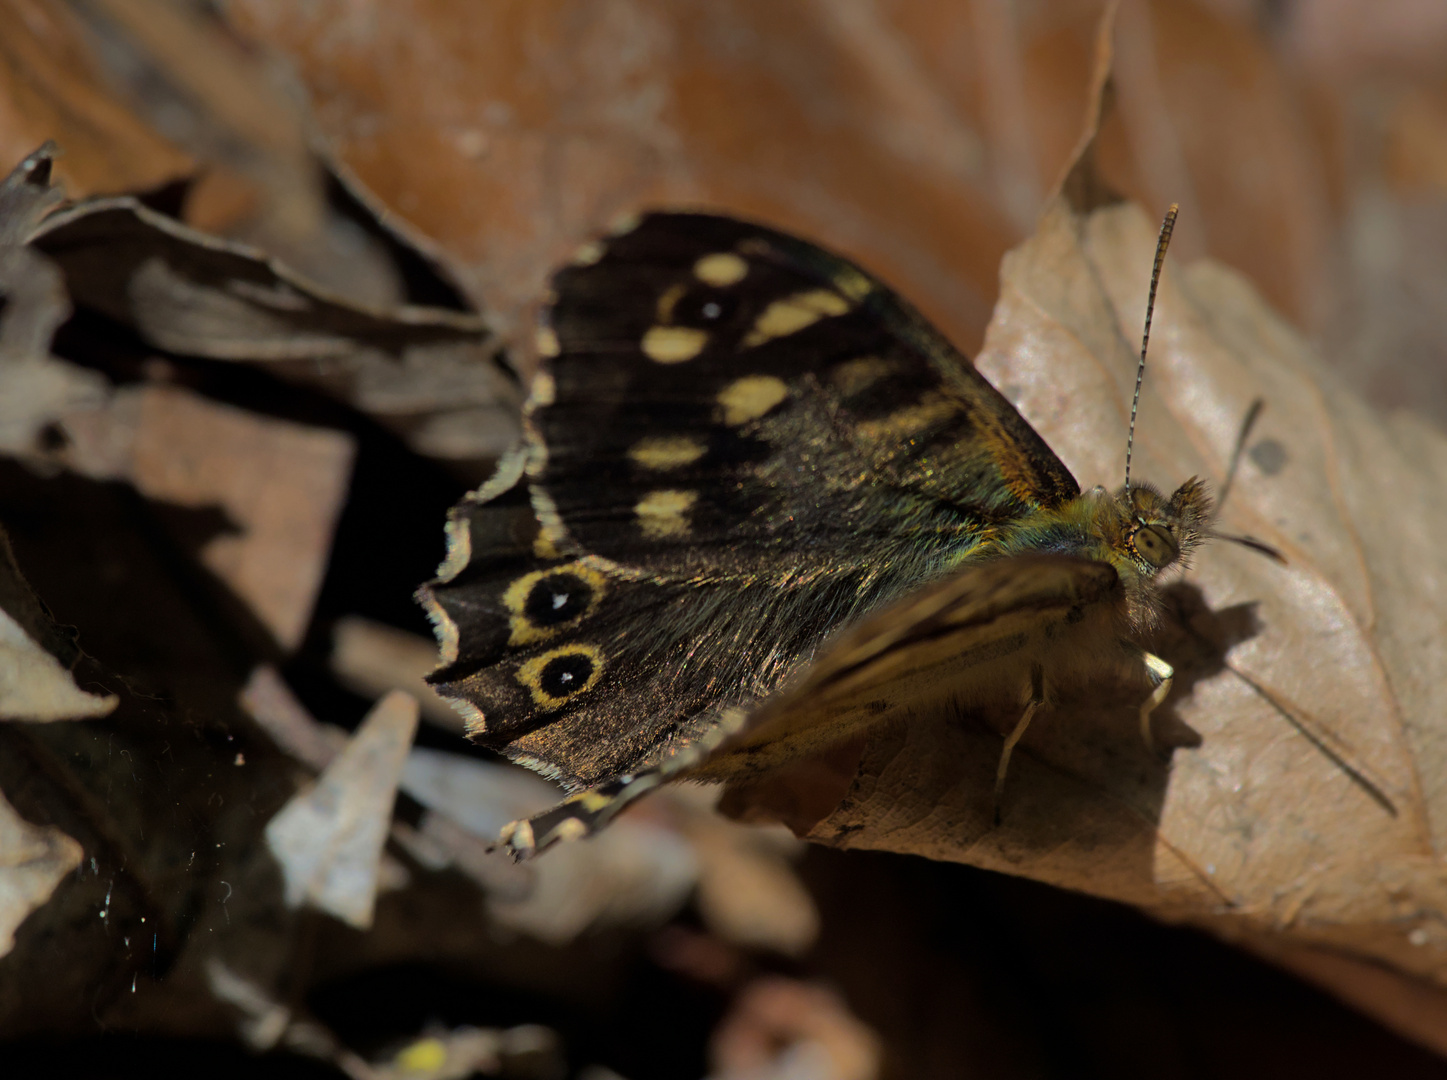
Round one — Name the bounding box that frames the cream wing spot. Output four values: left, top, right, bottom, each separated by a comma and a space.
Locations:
717, 375, 789, 425
571, 239, 605, 266
693, 252, 748, 287
742, 289, 851, 348
528, 371, 557, 408
830, 356, 892, 397
629, 435, 708, 471
635, 489, 697, 538
854, 392, 962, 443
832, 265, 874, 302
535, 325, 560, 358
655, 283, 687, 322
642, 326, 709, 364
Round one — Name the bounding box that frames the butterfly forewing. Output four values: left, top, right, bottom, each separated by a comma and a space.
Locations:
421, 212, 1086, 827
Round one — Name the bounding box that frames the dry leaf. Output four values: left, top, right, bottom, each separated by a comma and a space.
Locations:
61, 383, 355, 651
331, 616, 466, 733
0, 145, 111, 463
725, 13, 1447, 1052
708, 977, 882, 1080
222, 0, 1020, 356
264, 690, 419, 930
0, 786, 82, 957
31, 196, 519, 468
0, 0, 193, 199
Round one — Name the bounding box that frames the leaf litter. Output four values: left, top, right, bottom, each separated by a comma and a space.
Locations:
3, 1, 1447, 1077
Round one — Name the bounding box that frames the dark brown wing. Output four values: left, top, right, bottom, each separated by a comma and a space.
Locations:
419, 213, 1081, 845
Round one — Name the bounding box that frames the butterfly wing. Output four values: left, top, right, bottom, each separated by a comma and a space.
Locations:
697, 554, 1123, 785
490, 554, 1125, 856
420, 212, 1081, 843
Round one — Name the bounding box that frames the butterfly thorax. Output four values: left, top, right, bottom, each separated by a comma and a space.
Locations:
974, 476, 1213, 634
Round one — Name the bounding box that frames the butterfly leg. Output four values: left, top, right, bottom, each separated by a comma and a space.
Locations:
1138, 651, 1174, 755
995, 664, 1045, 824
498, 769, 665, 859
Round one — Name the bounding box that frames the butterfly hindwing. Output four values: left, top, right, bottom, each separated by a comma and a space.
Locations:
420, 212, 1086, 846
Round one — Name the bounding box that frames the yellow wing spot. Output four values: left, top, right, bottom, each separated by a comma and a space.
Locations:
855, 393, 962, 443
549, 817, 590, 844
832, 265, 874, 302
655, 282, 687, 322
607, 210, 642, 236
535, 325, 560, 358
830, 356, 892, 397
530, 488, 570, 550
501, 561, 610, 646
516, 644, 604, 708
693, 252, 749, 287
574, 789, 617, 813
528, 370, 557, 408
635, 489, 697, 538
642, 325, 709, 364
629, 435, 708, 471
571, 239, 605, 266
742, 289, 851, 348
717, 375, 788, 425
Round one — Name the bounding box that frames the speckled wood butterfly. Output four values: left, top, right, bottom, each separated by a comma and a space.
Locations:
418, 206, 1249, 858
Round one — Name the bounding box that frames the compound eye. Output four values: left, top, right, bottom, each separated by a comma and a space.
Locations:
1133, 524, 1178, 569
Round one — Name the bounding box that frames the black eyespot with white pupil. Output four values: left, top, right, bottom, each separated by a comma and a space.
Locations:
539, 652, 594, 697
524, 573, 591, 627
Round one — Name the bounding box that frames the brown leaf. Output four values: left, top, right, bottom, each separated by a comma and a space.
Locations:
221, 0, 1021, 357
0, 0, 194, 200
61, 384, 355, 652
723, 9, 1447, 1050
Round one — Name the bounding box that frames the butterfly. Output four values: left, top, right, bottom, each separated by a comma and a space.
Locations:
418, 205, 1251, 858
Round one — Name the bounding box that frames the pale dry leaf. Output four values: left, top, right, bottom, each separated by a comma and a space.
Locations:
240, 664, 349, 772
0, 604, 113, 722
664, 786, 819, 958
0, 786, 82, 957
707, 977, 882, 1080
30, 196, 519, 466
264, 690, 419, 930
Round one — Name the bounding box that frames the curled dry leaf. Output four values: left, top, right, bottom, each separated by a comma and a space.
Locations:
30, 196, 520, 468
725, 14, 1447, 1049
0, 144, 111, 464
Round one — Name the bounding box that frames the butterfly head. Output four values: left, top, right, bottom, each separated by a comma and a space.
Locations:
1079, 477, 1213, 631
1109, 477, 1213, 579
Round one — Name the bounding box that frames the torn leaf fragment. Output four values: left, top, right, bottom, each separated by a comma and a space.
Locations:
264, 690, 419, 929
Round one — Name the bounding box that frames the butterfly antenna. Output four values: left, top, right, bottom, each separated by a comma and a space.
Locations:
1125, 203, 1180, 494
